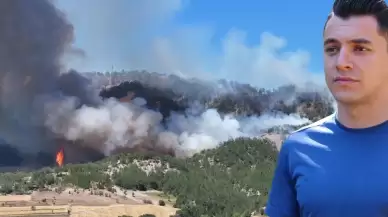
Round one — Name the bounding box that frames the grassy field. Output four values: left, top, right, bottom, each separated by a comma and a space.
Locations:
0, 188, 179, 217
70, 204, 177, 217
144, 190, 177, 206
0, 204, 177, 217
0, 215, 68, 217
0, 205, 69, 216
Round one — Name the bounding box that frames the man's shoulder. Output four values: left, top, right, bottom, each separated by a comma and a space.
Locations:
292, 114, 336, 134
282, 114, 336, 148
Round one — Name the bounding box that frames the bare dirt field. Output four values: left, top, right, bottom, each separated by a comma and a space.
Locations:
0, 204, 177, 217
0, 188, 178, 217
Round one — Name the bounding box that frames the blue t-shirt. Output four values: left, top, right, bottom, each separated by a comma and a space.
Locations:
266, 114, 388, 217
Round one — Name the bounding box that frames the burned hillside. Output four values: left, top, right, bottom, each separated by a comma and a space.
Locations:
99, 80, 186, 121
92, 70, 334, 121
0, 0, 334, 171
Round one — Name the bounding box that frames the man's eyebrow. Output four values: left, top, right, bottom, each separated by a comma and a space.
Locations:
323, 38, 338, 46
348, 38, 372, 44
324, 38, 372, 46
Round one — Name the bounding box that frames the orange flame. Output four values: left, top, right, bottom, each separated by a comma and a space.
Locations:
56, 148, 64, 167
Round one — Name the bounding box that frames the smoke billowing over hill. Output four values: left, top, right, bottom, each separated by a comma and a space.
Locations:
0, 0, 333, 169
55, 0, 326, 89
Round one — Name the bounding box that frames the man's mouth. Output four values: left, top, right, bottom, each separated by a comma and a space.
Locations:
333, 76, 359, 83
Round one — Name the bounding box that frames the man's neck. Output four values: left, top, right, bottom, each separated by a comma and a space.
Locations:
336, 99, 388, 129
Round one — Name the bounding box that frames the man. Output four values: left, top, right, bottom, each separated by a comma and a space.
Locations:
265, 0, 388, 216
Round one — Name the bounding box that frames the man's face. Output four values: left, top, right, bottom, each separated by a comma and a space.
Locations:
323, 13, 388, 104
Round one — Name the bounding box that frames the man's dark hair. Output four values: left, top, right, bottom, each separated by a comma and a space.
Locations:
324, 0, 388, 33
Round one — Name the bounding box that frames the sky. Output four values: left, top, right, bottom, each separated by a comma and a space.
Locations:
55, 0, 334, 89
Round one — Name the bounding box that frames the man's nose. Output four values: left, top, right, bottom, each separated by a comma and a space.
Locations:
336, 49, 353, 71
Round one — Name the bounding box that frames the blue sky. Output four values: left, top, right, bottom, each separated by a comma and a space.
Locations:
56, 0, 334, 88
175, 0, 333, 70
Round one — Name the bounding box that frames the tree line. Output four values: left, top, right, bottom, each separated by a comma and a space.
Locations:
0, 137, 278, 217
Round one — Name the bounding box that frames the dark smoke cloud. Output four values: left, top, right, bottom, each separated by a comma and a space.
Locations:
0, 0, 311, 167
0, 0, 98, 155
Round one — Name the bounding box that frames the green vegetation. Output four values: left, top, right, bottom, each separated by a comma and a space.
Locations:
0, 137, 278, 217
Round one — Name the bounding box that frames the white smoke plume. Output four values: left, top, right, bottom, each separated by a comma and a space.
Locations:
44, 96, 310, 157
55, 0, 326, 89
0, 0, 316, 165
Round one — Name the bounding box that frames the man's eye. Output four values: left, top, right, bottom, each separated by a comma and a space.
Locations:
325, 47, 339, 54
354, 46, 369, 52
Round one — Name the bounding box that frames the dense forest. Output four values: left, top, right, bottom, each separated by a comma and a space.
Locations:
0, 71, 334, 216
0, 137, 277, 217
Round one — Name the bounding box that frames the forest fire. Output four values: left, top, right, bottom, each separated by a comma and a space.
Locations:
56, 148, 64, 167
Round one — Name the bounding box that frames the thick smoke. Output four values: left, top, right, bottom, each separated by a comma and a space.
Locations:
45, 98, 310, 157
0, 1, 82, 153
0, 0, 103, 164
0, 0, 311, 166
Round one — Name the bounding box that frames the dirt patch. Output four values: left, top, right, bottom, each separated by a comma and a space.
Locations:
30, 188, 139, 206
0, 204, 178, 217
262, 133, 285, 150
0, 205, 68, 216
0, 195, 31, 202
144, 190, 176, 206
0, 188, 178, 216
71, 204, 177, 217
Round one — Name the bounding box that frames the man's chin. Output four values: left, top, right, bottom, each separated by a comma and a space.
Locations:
332, 92, 362, 104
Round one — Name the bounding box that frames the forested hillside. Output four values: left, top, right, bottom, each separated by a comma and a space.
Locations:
0, 70, 334, 216
0, 70, 335, 216
93, 70, 334, 121
0, 137, 277, 217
